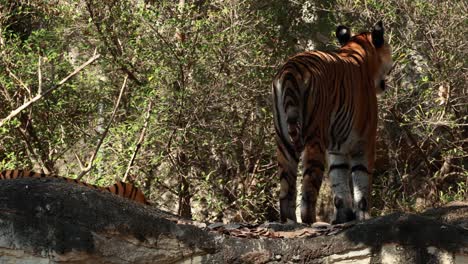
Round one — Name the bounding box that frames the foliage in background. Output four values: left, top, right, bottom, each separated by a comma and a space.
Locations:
0, 0, 466, 223
333, 0, 467, 214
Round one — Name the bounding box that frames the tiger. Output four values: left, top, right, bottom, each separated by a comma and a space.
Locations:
0, 169, 149, 205
272, 21, 392, 224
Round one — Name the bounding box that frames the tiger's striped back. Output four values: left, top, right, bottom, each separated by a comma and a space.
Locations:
0, 169, 49, 179
273, 22, 392, 224
0, 169, 149, 205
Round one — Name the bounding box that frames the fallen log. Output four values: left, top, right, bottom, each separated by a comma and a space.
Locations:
0, 178, 466, 263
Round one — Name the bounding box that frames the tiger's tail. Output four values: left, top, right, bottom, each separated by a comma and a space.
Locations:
273, 70, 306, 222
274, 71, 305, 153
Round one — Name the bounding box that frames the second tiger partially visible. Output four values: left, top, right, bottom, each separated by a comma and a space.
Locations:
0, 169, 149, 205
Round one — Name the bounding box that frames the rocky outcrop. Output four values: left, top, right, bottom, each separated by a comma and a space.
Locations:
0, 178, 466, 263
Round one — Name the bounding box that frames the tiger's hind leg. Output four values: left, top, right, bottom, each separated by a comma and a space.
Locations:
350, 142, 374, 221
277, 146, 299, 223
300, 142, 325, 224
328, 152, 355, 224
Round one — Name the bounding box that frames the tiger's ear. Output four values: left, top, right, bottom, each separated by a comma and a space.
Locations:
336, 25, 351, 46
371, 21, 385, 48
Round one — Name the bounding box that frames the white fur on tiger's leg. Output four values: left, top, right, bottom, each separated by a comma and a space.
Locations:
328, 152, 355, 224
351, 154, 371, 221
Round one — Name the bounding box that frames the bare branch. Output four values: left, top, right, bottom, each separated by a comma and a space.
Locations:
76, 76, 128, 181
85, 2, 143, 85
17, 127, 51, 173
0, 70, 49, 171
0, 52, 101, 128
5, 67, 31, 97
123, 100, 153, 182
37, 56, 42, 95
75, 153, 85, 171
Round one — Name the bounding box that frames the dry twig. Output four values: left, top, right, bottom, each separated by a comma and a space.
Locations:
76, 76, 128, 181
123, 100, 153, 182
0, 52, 101, 128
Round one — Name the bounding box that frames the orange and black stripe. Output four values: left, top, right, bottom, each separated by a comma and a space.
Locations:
0, 169, 149, 205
